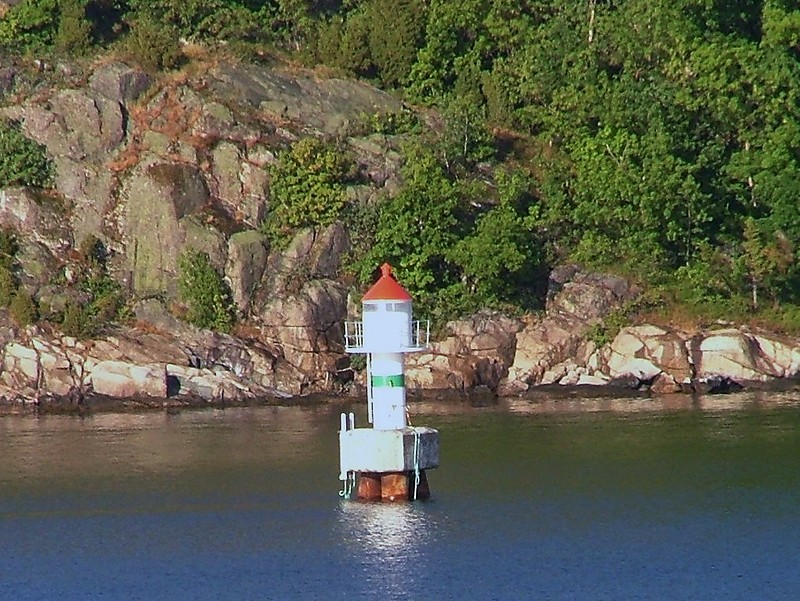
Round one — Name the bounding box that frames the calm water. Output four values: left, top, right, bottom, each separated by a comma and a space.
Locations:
1, 392, 800, 600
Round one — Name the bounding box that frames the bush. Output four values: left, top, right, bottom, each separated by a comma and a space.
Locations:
262, 138, 354, 244
124, 16, 183, 71
9, 288, 37, 325
0, 227, 19, 272
0, 0, 58, 52
73, 235, 129, 327
350, 108, 419, 137
0, 121, 53, 188
0, 268, 15, 307
0, 228, 19, 307
55, 0, 93, 54
178, 250, 235, 332
61, 301, 94, 338
586, 308, 628, 348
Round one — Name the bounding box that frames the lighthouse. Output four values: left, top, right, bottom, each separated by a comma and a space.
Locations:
339, 263, 439, 501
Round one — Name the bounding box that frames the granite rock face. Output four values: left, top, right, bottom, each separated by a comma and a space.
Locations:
0, 59, 405, 399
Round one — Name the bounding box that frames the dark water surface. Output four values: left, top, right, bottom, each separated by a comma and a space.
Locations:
1, 393, 800, 600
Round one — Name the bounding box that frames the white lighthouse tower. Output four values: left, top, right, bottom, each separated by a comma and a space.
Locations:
339, 263, 440, 501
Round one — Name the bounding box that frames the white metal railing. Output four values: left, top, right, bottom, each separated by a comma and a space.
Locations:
344, 321, 364, 349
343, 320, 430, 351
411, 319, 431, 348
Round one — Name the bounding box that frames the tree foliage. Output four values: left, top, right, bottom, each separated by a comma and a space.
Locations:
314, 0, 425, 87
739, 218, 795, 308
2, 0, 800, 325
352, 144, 544, 322
125, 0, 259, 42
353, 142, 462, 300
449, 168, 543, 306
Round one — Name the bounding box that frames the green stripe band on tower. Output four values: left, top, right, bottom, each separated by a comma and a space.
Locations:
371, 374, 405, 388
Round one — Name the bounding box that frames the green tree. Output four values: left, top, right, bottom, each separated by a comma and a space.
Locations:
258, 0, 334, 52
354, 142, 463, 302
439, 92, 494, 172
315, 0, 424, 86
315, 13, 373, 77
406, 0, 485, 102
366, 0, 425, 87
739, 218, 794, 309
449, 168, 542, 305
125, 0, 258, 42
762, 0, 800, 52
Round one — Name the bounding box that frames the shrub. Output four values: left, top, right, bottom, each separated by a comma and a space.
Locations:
0, 227, 19, 272
9, 288, 37, 325
177, 250, 235, 332
55, 0, 93, 54
124, 16, 183, 71
586, 308, 628, 348
0, 228, 19, 307
0, 121, 53, 188
0, 0, 58, 52
0, 268, 15, 307
262, 137, 354, 244
73, 235, 129, 327
350, 109, 419, 137
61, 301, 94, 339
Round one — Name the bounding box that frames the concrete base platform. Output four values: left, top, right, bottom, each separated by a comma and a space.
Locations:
339, 426, 439, 476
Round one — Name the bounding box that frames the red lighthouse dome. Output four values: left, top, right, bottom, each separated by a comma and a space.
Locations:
362, 263, 412, 302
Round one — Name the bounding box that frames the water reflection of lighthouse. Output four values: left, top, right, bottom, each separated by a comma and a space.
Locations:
340, 263, 440, 501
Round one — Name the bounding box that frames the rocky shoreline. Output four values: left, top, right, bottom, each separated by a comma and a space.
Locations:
2, 264, 799, 416
10, 372, 799, 418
